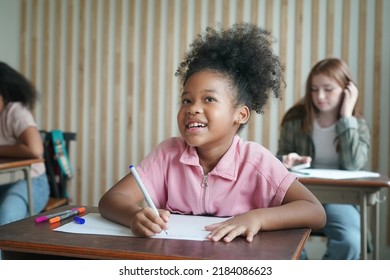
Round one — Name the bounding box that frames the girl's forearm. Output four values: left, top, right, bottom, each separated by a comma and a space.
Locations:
98, 192, 143, 228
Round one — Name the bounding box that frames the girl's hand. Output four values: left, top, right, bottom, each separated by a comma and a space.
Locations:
130, 207, 170, 236
340, 82, 358, 118
282, 153, 312, 169
205, 212, 261, 243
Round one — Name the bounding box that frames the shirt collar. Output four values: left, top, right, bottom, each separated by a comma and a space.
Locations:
179, 135, 241, 180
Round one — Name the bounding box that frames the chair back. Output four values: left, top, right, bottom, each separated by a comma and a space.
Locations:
39, 130, 76, 201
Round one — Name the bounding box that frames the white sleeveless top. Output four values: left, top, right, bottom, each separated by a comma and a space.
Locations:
312, 120, 339, 169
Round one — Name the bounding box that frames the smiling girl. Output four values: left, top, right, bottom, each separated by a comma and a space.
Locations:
99, 23, 326, 243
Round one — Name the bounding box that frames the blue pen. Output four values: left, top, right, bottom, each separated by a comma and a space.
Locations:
129, 165, 168, 234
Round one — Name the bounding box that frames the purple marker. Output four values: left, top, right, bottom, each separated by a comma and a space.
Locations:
35, 209, 74, 223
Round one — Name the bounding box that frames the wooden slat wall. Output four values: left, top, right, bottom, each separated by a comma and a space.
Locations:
357, 0, 367, 120
18, 0, 389, 233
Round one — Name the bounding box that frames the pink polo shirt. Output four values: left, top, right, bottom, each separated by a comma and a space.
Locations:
136, 135, 297, 217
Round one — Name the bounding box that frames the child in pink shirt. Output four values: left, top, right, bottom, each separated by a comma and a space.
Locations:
99, 23, 326, 243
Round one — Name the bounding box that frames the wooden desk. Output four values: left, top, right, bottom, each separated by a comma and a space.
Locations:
300, 175, 390, 260
0, 158, 44, 216
0, 206, 310, 260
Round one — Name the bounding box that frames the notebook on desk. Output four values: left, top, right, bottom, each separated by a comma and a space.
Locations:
53, 213, 230, 241
291, 169, 380, 179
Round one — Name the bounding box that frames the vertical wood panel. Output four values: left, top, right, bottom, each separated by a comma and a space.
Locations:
246, 0, 256, 141
279, 0, 288, 121
250, 0, 259, 24
89, 0, 98, 199
178, 1, 187, 121
326, 0, 334, 56
63, 0, 74, 200
261, 0, 273, 149
341, 0, 350, 63
237, 0, 245, 22
47, 1, 56, 129
96, 0, 109, 203
372, 0, 383, 172
208, 0, 216, 25
143, 0, 154, 155
222, 0, 229, 28
66, 0, 74, 131
117, 0, 129, 182
247, 0, 260, 141
194, 0, 202, 34
164, 2, 174, 144
293, 0, 303, 102
151, 0, 162, 153
113, 0, 122, 182
311, 0, 319, 66
54, 0, 61, 128
126, 0, 136, 177
138, 0, 146, 157
76, 0, 86, 204
30, 0, 38, 102
357, 0, 367, 116
41, 0, 50, 129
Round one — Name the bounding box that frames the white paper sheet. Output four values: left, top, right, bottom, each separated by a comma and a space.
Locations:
291, 169, 380, 179
53, 213, 230, 241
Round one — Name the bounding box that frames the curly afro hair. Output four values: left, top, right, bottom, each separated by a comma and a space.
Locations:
0, 62, 38, 110
175, 22, 285, 115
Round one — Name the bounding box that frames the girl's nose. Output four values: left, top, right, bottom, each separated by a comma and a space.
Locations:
187, 103, 203, 115
317, 89, 326, 100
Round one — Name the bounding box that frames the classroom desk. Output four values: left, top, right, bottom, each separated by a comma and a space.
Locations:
0, 206, 311, 260
300, 175, 390, 260
0, 158, 44, 216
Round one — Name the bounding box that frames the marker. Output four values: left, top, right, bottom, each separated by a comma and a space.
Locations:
49, 207, 86, 224
35, 209, 74, 223
74, 216, 85, 224
129, 165, 168, 234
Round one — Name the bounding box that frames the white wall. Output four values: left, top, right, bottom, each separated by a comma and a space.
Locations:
0, 0, 21, 69
0, 0, 21, 186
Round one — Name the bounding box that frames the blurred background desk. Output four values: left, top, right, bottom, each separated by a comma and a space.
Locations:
0, 158, 44, 216
300, 175, 390, 260
0, 206, 310, 260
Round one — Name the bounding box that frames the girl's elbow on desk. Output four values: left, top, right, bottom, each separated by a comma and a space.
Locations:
310, 203, 327, 230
